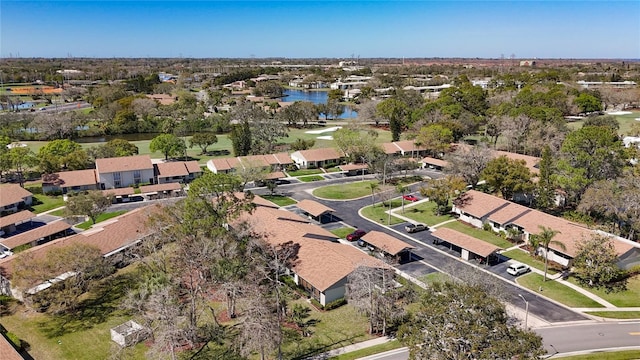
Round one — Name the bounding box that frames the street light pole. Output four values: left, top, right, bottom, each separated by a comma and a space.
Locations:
518, 294, 529, 329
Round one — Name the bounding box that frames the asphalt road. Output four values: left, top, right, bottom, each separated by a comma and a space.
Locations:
38, 101, 91, 112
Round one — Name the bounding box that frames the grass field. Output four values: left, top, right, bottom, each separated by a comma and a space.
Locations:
28, 193, 65, 214
565, 110, 640, 136
441, 221, 513, 249
330, 226, 356, 240
259, 194, 297, 207
517, 273, 604, 308
287, 168, 324, 177
312, 180, 383, 200
299, 175, 325, 182
585, 311, 640, 319
501, 248, 559, 275
566, 275, 640, 307
330, 340, 402, 360
556, 350, 640, 360
76, 210, 127, 230
360, 200, 405, 226
400, 201, 455, 226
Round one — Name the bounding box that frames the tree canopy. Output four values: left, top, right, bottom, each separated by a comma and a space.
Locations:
149, 133, 187, 160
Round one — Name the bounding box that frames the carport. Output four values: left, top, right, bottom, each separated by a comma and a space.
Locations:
360, 230, 415, 264
103, 187, 136, 203
338, 163, 368, 177
296, 199, 335, 224
432, 227, 500, 265
140, 183, 184, 200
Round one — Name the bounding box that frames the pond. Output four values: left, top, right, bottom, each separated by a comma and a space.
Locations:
74, 132, 163, 143
280, 89, 357, 119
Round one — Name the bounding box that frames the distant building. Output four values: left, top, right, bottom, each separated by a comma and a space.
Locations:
519, 60, 536, 67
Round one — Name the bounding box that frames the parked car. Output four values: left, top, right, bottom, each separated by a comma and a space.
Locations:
346, 229, 366, 241
506, 263, 531, 276
405, 223, 428, 233
402, 194, 419, 202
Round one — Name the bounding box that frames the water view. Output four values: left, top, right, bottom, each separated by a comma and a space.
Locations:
280, 89, 357, 119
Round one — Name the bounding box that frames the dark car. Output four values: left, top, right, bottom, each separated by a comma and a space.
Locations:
346, 229, 366, 241
403, 194, 419, 202
405, 223, 428, 233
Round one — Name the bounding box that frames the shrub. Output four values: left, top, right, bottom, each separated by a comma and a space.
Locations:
12, 244, 32, 254
324, 297, 347, 310
5, 331, 21, 350
482, 223, 492, 232
310, 298, 323, 310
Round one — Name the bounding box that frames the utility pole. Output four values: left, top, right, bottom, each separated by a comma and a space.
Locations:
518, 294, 529, 329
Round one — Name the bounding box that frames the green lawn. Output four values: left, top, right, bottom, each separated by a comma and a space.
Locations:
501, 248, 559, 275
287, 168, 324, 177
330, 340, 402, 360
565, 110, 640, 136
517, 273, 604, 308
360, 200, 405, 226
281, 299, 374, 359
313, 180, 382, 200
585, 311, 640, 319
299, 175, 325, 183
566, 275, 640, 307
330, 226, 356, 239
400, 201, 454, 226
28, 193, 65, 214
259, 194, 297, 207
418, 272, 452, 285
48, 209, 66, 217
556, 350, 640, 360
0, 266, 148, 360
76, 210, 127, 230
441, 221, 513, 249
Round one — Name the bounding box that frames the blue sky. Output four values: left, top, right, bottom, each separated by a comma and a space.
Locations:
1, 1, 639, 59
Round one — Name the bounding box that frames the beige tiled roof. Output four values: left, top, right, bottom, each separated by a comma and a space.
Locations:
421, 157, 448, 167
264, 171, 285, 180
296, 199, 335, 217
103, 188, 135, 197
0, 220, 71, 249
487, 202, 532, 226
361, 231, 415, 256
454, 190, 510, 218
0, 210, 35, 228
240, 206, 385, 292
96, 155, 153, 174
294, 148, 342, 162
339, 163, 368, 171
272, 152, 293, 165
392, 140, 427, 152
156, 162, 189, 177
0, 185, 32, 208
494, 150, 540, 174
382, 142, 401, 154
433, 227, 501, 257
53, 169, 98, 188
184, 160, 202, 173
239, 155, 270, 168
140, 183, 182, 193
207, 158, 234, 172
0, 333, 23, 360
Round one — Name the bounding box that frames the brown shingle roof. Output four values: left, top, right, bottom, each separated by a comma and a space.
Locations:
207, 158, 234, 172
494, 150, 540, 174
0, 211, 35, 229
272, 152, 293, 165
433, 227, 501, 257
184, 160, 202, 173
156, 162, 189, 177
294, 148, 342, 162
393, 140, 427, 152
296, 199, 335, 217
241, 206, 385, 292
0, 333, 23, 360
421, 157, 448, 167
103, 188, 135, 197
360, 231, 415, 256
382, 142, 400, 154
454, 190, 510, 218
139, 183, 182, 193
264, 171, 286, 180
53, 169, 98, 188
96, 155, 153, 174
338, 163, 368, 171
0, 220, 71, 249
0, 185, 32, 208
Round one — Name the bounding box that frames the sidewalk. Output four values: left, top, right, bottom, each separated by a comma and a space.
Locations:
305, 336, 394, 360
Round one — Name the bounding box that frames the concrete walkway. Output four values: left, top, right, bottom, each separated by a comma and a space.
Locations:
306, 336, 394, 359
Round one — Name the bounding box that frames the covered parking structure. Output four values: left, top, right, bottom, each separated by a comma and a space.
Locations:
295, 199, 336, 224
140, 183, 184, 200
338, 163, 368, 177
0, 220, 72, 251
432, 227, 500, 265
360, 231, 415, 264
0, 210, 35, 236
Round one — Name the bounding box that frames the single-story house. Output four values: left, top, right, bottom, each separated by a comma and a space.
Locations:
96, 155, 155, 189
290, 148, 344, 169
359, 231, 415, 264
432, 227, 500, 265
239, 202, 386, 306
0, 220, 72, 251
295, 199, 336, 224
42, 169, 100, 195
0, 211, 35, 236
453, 190, 638, 268
155, 161, 202, 184
206, 157, 240, 174
0, 185, 33, 215
382, 140, 429, 158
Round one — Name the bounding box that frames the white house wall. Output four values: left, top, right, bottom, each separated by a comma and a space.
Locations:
321, 277, 347, 306
100, 169, 155, 189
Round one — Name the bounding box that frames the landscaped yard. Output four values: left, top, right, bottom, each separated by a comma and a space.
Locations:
313, 180, 385, 200
441, 221, 513, 249
287, 168, 324, 177
585, 311, 640, 319
517, 273, 604, 308
330, 226, 356, 239
418, 272, 452, 285
567, 274, 640, 307
557, 350, 640, 360
298, 175, 325, 183
76, 210, 127, 230
501, 248, 559, 275
360, 200, 405, 226
259, 194, 297, 207
331, 340, 402, 360
28, 193, 65, 214
400, 201, 454, 226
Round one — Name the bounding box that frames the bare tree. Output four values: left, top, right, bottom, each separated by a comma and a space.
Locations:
444, 143, 493, 188
346, 265, 397, 335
